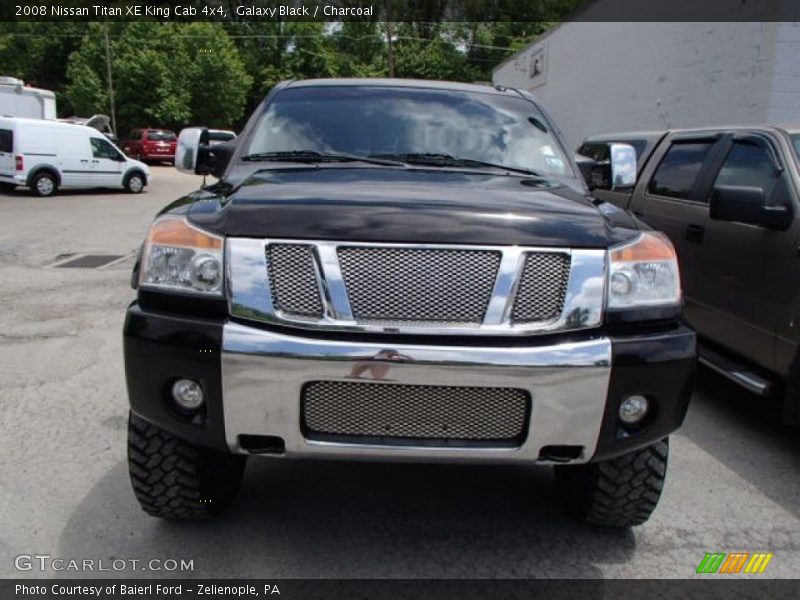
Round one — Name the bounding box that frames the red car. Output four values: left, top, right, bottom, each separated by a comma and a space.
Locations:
124, 128, 177, 163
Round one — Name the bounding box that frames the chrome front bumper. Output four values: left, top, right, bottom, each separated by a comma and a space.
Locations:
221, 322, 612, 464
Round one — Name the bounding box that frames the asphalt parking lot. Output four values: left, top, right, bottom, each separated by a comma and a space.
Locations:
0, 166, 798, 579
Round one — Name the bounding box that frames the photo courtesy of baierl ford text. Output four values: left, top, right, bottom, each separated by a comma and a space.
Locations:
0, 0, 799, 598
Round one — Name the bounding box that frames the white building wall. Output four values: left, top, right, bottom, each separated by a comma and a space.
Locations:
493, 21, 796, 148
767, 21, 800, 124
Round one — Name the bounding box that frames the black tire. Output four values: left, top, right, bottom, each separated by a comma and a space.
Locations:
554, 438, 668, 528
31, 171, 58, 197
127, 412, 246, 520
124, 171, 146, 194
0, 182, 16, 193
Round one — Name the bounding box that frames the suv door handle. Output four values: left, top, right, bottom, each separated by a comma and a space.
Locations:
685, 224, 704, 243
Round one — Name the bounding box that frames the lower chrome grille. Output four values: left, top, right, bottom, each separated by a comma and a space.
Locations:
337, 246, 501, 324
302, 380, 530, 446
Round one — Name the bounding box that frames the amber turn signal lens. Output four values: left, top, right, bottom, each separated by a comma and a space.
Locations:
147, 217, 222, 250
610, 231, 676, 263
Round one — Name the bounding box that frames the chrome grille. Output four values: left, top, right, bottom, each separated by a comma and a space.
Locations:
231, 238, 606, 336
266, 244, 323, 318
511, 252, 571, 323
302, 381, 530, 445
337, 247, 501, 324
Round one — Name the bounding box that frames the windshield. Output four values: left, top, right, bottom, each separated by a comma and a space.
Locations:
791, 134, 800, 163
244, 86, 574, 178
147, 130, 176, 141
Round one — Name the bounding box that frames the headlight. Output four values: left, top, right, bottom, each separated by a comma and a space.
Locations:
139, 216, 223, 296
607, 232, 680, 309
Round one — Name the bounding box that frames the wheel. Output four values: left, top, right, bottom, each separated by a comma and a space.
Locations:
0, 182, 16, 193
554, 438, 668, 527
127, 412, 246, 520
31, 171, 57, 197
124, 171, 145, 194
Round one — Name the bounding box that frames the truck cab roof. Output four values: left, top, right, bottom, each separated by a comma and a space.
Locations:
283, 77, 520, 97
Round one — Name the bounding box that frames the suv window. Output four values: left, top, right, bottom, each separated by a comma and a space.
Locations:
713, 142, 778, 197
648, 142, 713, 200
91, 137, 121, 160
0, 129, 12, 153
147, 130, 176, 141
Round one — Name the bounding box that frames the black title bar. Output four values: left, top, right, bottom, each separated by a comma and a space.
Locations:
4, 579, 799, 600
2, 0, 799, 23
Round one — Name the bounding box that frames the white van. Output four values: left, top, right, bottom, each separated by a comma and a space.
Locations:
0, 117, 150, 197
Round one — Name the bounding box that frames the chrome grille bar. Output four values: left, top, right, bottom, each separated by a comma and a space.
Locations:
316, 243, 354, 321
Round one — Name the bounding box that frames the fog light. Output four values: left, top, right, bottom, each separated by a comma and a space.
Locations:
171, 379, 204, 410
619, 394, 649, 425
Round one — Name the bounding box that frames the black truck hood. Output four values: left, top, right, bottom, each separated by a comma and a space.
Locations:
187, 167, 639, 248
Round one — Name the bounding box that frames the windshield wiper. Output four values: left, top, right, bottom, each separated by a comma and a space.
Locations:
241, 150, 404, 167
369, 153, 543, 177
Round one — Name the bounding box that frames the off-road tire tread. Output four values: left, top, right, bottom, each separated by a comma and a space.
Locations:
127, 412, 245, 521
556, 438, 668, 528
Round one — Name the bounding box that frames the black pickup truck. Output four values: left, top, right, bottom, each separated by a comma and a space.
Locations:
579, 126, 800, 423
124, 79, 695, 527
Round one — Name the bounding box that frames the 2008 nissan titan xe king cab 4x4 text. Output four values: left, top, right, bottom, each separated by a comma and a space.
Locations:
124, 79, 696, 527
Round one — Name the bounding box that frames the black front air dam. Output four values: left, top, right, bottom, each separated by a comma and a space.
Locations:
592, 325, 696, 462
123, 302, 228, 451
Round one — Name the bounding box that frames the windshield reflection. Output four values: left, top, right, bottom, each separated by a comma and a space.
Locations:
246, 86, 574, 178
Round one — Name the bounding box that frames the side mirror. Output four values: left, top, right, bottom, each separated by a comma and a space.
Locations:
609, 143, 637, 189
176, 127, 234, 179
577, 142, 637, 191
175, 127, 205, 174
709, 185, 791, 230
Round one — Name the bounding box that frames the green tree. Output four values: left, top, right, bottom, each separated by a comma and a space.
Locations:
179, 22, 252, 128
66, 22, 251, 135
66, 23, 192, 134
329, 21, 386, 77
0, 22, 89, 115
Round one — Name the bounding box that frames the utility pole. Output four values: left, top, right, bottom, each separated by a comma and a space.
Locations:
103, 22, 117, 135
384, 1, 395, 78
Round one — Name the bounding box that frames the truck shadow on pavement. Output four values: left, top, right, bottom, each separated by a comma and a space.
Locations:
681, 367, 800, 519
58, 459, 635, 578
